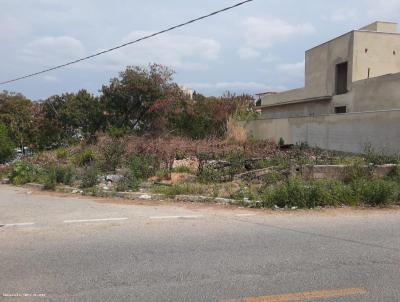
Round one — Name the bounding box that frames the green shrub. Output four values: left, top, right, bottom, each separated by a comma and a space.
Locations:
0, 123, 14, 164
198, 166, 224, 183
107, 127, 126, 139
262, 171, 284, 186
254, 159, 270, 170
73, 149, 97, 167
100, 140, 125, 172
364, 144, 398, 165
175, 150, 186, 160
262, 178, 308, 208
43, 165, 57, 190
55, 148, 68, 159
42, 164, 76, 190
358, 179, 396, 206
8, 162, 39, 185
308, 179, 356, 207
171, 166, 192, 174
387, 164, 400, 182
262, 178, 357, 209
56, 165, 75, 185
227, 150, 245, 180
80, 165, 99, 189
115, 174, 140, 192
155, 168, 169, 180
266, 154, 290, 170
129, 154, 156, 180
343, 161, 371, 183
150, 183, 207, 197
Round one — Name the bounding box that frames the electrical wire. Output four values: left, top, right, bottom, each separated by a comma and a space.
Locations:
0, 0, 254, 85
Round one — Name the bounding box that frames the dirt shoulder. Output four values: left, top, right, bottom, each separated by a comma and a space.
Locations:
4, 184, 400, 218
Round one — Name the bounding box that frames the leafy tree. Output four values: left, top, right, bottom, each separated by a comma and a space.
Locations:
0, 91, 34, 151
38, 90, 105, 148
164, 92, 255, 139
100, 64, 179, 132
0, 123, 14, 163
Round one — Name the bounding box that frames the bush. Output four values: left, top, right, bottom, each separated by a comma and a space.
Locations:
129, 154, 156, 180
227, 150, 246, 180
309, 179, 356, 207
0, 123, 14, 164
155, 168, 169, 180
43, 165, 57, 190
80, 165, 99, 189
364, 144, 398, 165
358, 179, 396, 206
73, 149, 97, 167
150, 183, 207, 197
107, 127, 126, 139
266, 154, 290, 170
8, 162, 39, 185
343, 161, 371, 183
387, 164, 400, 182
262, 171, 284, 186
198, 166, 224, 184
55, 148, 68, 159
262, 178, 308, 208
171, 166, 193, 174
100, 140, 125, 172
115, 174, 141, 192
262, 178, 357, 209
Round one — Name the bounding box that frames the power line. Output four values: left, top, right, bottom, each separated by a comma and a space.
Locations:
0, 0, 254, 85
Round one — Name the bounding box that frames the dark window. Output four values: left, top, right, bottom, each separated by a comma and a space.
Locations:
335, 106, 347, 114
335, 62, 348, 95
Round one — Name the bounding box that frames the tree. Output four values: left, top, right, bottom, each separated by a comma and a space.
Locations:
100, 64, 179, 132
0, 123, 14, 163
38, 90, 105, 148
163, 92, 255, 139
0, 91, 34, 151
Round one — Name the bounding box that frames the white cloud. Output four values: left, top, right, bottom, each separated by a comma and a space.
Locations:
0, 17, 30, 40
366, 0, 400, 19
21, 36, 86, 64
323, 10, 358, 22
277, 60, 305, 78
238, 16, 315, 59
238, 47, 261, 59
41, 75, 60, 83
97, 31, 221, 71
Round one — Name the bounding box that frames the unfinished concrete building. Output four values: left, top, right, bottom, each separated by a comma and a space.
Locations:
247, 21, 400, 154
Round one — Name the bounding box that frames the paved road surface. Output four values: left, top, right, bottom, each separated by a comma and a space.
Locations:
1, 185, 399, 301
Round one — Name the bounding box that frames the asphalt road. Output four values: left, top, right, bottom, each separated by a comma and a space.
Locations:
1, 185, 400, 302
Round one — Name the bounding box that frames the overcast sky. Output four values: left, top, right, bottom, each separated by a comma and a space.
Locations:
1, 0, 399, 100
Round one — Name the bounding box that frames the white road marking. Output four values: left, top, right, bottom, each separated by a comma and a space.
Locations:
1, 222, 35, 227
235, 214, 256, 217
63, 218, 128, 224
149, 215, 204, 220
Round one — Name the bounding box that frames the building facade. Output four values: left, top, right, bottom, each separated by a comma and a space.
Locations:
258, 21, 400, 118
245, 22, 400, 154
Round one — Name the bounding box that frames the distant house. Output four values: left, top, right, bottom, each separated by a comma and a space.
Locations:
180, 86, 194, 100
246, 21, 400, 154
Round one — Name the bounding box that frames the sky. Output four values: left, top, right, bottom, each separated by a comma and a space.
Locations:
1, 0, 400, 100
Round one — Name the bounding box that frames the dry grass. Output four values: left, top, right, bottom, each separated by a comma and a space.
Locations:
225, 119, 247, 145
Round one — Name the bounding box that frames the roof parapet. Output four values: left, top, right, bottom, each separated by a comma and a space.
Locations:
359, 21, 398, 33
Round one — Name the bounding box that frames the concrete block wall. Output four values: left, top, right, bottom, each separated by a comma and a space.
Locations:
244, 110, 400, 155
